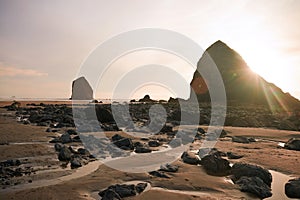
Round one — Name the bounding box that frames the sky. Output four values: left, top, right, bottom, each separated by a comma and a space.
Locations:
0, 0, 299, 100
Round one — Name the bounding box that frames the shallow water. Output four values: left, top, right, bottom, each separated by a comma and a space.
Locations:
266, 170, 293, 200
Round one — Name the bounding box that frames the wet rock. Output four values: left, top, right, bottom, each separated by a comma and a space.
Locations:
231, 163, 272, 187
99, 184, 136, 198
231, 136, 250, 144
284, 138, 300, 151
149, 171, 170, 178
66, 129, 78, 135
159, 163, 179, 172
135, 146, 152, 153
95, 106, 115, 123
77, 148, 89, 155
285, 178, 300, 198
112, 134, 124, 142
227, 152, 243, 159
113, 138, 134, 150
236, 176, 272, 199
201, 154, 231, 176
58, 147, 72, 161
135, 183, 148, 193
60, 133, 72, 144
54, 143, 64, 152
70, 158, 82, 169
100, 189, 122, 200
148, 140, 160, 147
181, 151, 200, 165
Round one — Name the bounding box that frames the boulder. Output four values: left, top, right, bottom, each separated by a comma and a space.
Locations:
54, 143, 64, 152
95, 106, 115, 123
113, 138, 134, 150
70, 158, 82, 169
60, 133, 72, 144
236, 176, 272, 199
99, 184, 136, 198
285, 178, 300, 198
231, 163, 272, 187
284, 138, 300, 151
58, 147, 72, 161
201, 154, 231, 176
135, 183, 148, 193
135, 146, 152, 153
71, 76, 93, 100
148, 140, 160, 147
100, 189, 122, 200
231, 136, 250, 144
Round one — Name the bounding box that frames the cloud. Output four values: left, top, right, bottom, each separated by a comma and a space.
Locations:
0, 65, 48, 77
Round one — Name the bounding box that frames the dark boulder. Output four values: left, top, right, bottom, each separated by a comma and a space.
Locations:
113, 138, 134, 150
112, 134, 124, 142
284, 138, 300, 151
135, 183, 148, 193
181, 151, 200, 165
135, 146, 152, 153
58, 147, 72, 161
70, 158, 82, 169
236, 176, 272, 199
66, 129, 78, 135
54, 143, 64, 152
95, 106, 115, 123
100, 189, 122, 200
201, 154, 231, 176
232, 136, 250, 144
285, 178, 300, 198
60, 133, 72, 144
99, 184, 136, 198
231, 163, 272, 187
148, 140, 160, 147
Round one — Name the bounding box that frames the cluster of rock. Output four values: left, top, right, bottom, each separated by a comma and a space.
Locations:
0, 159, 33, 187
50, 129, 95, 169
181, 148, 272, 199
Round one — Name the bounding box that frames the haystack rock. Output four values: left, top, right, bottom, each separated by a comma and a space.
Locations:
71, 76, 93, 100
190, 40, 300, 109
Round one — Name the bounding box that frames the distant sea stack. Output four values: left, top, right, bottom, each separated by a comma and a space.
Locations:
70, 76, 93, 100
191, 40, 300, 109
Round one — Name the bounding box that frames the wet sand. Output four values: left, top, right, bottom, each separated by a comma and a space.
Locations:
0, 104, 299, 200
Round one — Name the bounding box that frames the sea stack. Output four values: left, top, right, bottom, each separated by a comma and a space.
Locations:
190, 40, 300, 109
70, 76, 93, 100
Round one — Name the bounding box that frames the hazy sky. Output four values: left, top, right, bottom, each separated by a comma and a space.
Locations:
0, 0, 299, 100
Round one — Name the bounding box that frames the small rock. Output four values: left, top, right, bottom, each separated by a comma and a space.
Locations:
232, 136, 250, 144
284, 138, 300, 151
71, 158, 82, 169
227, 152, 243, 159
159, 163, 179, 172
149, 171, 170, 178
181, 151, 200, 165
148, 140, 160, 147
135, 183, 148, 193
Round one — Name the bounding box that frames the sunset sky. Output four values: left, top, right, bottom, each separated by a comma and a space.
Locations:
0, 0, 299, 100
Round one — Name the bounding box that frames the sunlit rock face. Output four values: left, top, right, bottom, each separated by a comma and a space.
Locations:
190, 40, 300, 109
71, 76, 93, 100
